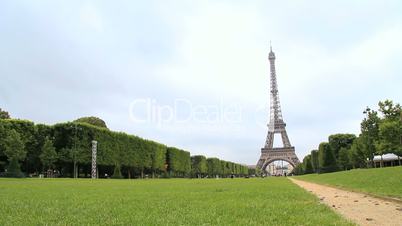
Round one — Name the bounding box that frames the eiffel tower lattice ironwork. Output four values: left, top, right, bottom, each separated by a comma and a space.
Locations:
257, 46, 300, 171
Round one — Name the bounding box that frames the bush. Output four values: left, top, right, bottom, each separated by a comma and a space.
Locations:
5, 158, 24, 178
74, 116, 108, 129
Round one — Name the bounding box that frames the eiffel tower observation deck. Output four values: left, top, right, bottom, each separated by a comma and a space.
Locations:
257, 46, 300, 171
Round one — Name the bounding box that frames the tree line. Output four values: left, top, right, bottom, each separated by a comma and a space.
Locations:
0, 115, 249, 178
294, 100, 402, 175
190, 155, 249, 178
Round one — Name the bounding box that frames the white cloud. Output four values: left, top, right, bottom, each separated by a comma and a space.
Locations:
1, 1, 402, 165
155, 1, 267, 102
80, 2, 103, 32
151, 2, 402, 162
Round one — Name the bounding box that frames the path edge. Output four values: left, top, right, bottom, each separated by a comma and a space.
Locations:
288, 177, 402, 205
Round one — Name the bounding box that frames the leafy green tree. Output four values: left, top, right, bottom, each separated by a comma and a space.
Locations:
348, 137, 367, 168
4, 129, 26, 161
376, 100, 402, 166
376, 120, 402, 166
4, 129, 26, 177
26, 124, 53, 174
39, 137, 58, 170
0, 123, 5, 154
247, 166, 260, 176
311, 150, 319, 173
292, 163, 304, 175
74, 117, 108, 129
112, 163, 123, 179
338, 147, 350, 170
220, 160, 232, 177
328, 133, 356, 168
361, 107, 380, 166
167, 147, 191, 177
318, 142, 337, 173
137, 140, 153, 178
59, 147, 80, 178
240, 165, 249, 176
58, 134, 90, 178
303, 154, 313, 174
150, 143, 167, 178
0, 108, 10, 119
0, 119, 37, 174
191, 155, 207, 178
206, 158, 222, 177
378, 100, 401, 121
0, 123, 6, 171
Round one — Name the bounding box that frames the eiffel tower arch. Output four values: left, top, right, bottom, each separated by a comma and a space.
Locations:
256, 46, 300, 171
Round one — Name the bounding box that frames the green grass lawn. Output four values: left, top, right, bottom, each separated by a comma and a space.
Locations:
296, 166, 402, 199
0, 177, 353, 225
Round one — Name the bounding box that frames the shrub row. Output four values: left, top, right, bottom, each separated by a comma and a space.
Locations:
0, 119, 249, 178
190, 155, 249, 178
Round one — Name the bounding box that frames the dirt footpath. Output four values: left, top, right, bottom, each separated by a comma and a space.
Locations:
289, 178, 402, 226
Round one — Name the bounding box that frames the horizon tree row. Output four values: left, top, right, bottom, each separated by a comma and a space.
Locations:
190, 155, 249, 178
294, 100, 402, 175
0, 116, 249, 178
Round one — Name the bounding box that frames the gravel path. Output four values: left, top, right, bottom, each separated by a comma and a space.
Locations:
289, 178, 402, 226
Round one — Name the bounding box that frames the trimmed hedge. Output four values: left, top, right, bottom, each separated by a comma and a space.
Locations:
167, 147, 191, 177
191, 155, 207, 177
0, 119, 249, 178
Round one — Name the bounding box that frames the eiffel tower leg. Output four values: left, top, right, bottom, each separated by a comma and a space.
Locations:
280, 131, 291, 147
257, 156, 265, 169
265, 131, 274, 149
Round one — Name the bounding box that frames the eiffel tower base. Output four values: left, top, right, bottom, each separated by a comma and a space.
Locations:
256, 147, 300, 171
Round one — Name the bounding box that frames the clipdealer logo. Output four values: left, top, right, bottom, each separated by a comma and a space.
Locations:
128, 98, 243, 128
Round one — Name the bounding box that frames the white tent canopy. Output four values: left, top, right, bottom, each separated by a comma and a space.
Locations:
372, 153, 401, 162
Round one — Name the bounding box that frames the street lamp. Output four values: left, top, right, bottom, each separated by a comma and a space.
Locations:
91, 140, 97, 179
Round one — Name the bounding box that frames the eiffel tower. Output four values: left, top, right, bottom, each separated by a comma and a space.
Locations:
257, 46, 300, 171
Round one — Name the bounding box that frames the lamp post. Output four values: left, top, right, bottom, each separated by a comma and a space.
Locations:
91, 140, 97, 179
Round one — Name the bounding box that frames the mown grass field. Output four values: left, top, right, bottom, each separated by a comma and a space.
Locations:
297, 166, 402, 199
0, 177, 354, 225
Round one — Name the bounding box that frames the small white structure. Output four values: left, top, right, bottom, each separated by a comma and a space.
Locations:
372, 153, 401, 167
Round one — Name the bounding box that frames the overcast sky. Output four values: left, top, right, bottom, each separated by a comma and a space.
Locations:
1, 1, 401, 165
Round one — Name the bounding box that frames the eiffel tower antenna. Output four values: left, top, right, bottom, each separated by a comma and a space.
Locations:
256, 47, 300, 173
